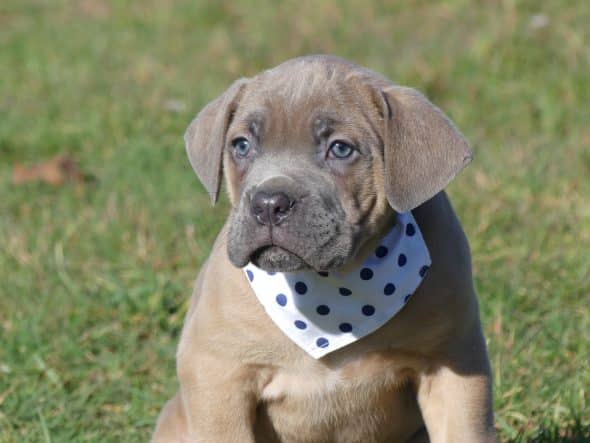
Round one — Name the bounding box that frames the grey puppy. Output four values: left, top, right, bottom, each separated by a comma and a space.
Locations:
152, 55, 495, 443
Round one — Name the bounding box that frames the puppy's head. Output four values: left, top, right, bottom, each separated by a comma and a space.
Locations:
185, 55, 471, 272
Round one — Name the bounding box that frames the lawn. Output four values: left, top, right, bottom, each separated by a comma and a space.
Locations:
0, 0, 589, 441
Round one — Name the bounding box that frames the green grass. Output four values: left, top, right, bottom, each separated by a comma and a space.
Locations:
1, 0, 589, 441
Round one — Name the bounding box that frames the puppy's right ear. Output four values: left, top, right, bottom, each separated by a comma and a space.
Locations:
184, 78, 248, 204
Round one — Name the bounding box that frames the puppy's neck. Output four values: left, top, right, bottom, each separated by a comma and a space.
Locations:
336, 211, 399, 274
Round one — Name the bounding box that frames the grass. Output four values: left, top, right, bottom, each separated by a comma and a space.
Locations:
0, 0, 589, 441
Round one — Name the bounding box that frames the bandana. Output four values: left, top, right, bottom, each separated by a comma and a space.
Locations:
243, 212, 431, 359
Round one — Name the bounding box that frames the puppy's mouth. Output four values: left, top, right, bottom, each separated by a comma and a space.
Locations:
250, 245, 310, 272
226, 198, 358, 273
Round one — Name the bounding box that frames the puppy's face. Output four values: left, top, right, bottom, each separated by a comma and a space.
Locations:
185, 56, 472, 272
223, 67, 391, 272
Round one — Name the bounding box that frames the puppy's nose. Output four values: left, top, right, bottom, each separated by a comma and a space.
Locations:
251, 191, 293, 226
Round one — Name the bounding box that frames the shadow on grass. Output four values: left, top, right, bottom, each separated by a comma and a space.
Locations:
508, 417, 590, 443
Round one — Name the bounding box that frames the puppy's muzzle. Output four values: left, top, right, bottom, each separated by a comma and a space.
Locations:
250, 191, 294, 226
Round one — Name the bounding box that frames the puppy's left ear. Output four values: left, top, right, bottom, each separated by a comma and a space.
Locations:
380, 86, 472, 212
184, 78, 248, 204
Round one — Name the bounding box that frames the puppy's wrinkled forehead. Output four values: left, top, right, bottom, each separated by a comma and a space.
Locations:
231, 58, 374, 145
256, 58, 343, 104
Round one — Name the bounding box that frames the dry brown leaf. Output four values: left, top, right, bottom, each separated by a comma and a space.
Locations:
12, 154, 89, 186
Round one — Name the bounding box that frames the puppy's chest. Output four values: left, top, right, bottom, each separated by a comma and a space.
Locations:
258, 353, 420, 442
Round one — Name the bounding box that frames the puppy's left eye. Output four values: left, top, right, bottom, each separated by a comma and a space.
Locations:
232, 137, 251, 158
328, 141, 355, 159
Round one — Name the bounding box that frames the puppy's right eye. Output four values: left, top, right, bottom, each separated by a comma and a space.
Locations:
232, 137, 251, 158
328, 141, 355, 160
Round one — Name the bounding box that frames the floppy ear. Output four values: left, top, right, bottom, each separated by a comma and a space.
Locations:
184, 78, 248, 204
380, 86, 472, 212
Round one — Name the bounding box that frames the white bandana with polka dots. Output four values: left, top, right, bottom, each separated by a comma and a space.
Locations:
243, 212, 431, 359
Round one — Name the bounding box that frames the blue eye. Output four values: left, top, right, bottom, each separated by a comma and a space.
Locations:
328, 141, 354, 159
232, 137, 251, 157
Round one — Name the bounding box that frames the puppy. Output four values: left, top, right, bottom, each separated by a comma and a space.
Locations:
152, 55, 495, 443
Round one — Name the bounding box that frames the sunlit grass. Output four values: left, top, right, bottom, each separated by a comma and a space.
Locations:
1, 0, 589, 441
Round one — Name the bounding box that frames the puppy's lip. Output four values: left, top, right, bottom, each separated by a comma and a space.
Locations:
250, 243, 300, 262
250, 244, 311, 272
247, 234, 350, 272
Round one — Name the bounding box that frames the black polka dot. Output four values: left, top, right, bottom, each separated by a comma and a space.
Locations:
246, 270, 254, 281
375, 245, 389, 258
383, 283, 396, 295
276, 293, 287, 306
360, 268, 374, 280
339, 287, 352, 296
294, 320, 307, 329
398, 254, 407, 267
339, 323, 353, 332
404, 294, 412, 304
362, 305, 375, 316
294, 281, 308, 294
316, 337, 329, 348
316, 305, 330, 315
317, 271, 329, 277
406, 223, 416, 236
419, 265, 430, 278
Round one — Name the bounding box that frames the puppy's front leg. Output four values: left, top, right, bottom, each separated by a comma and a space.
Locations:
178, 356, 258, 443
417, 327, 496, 443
